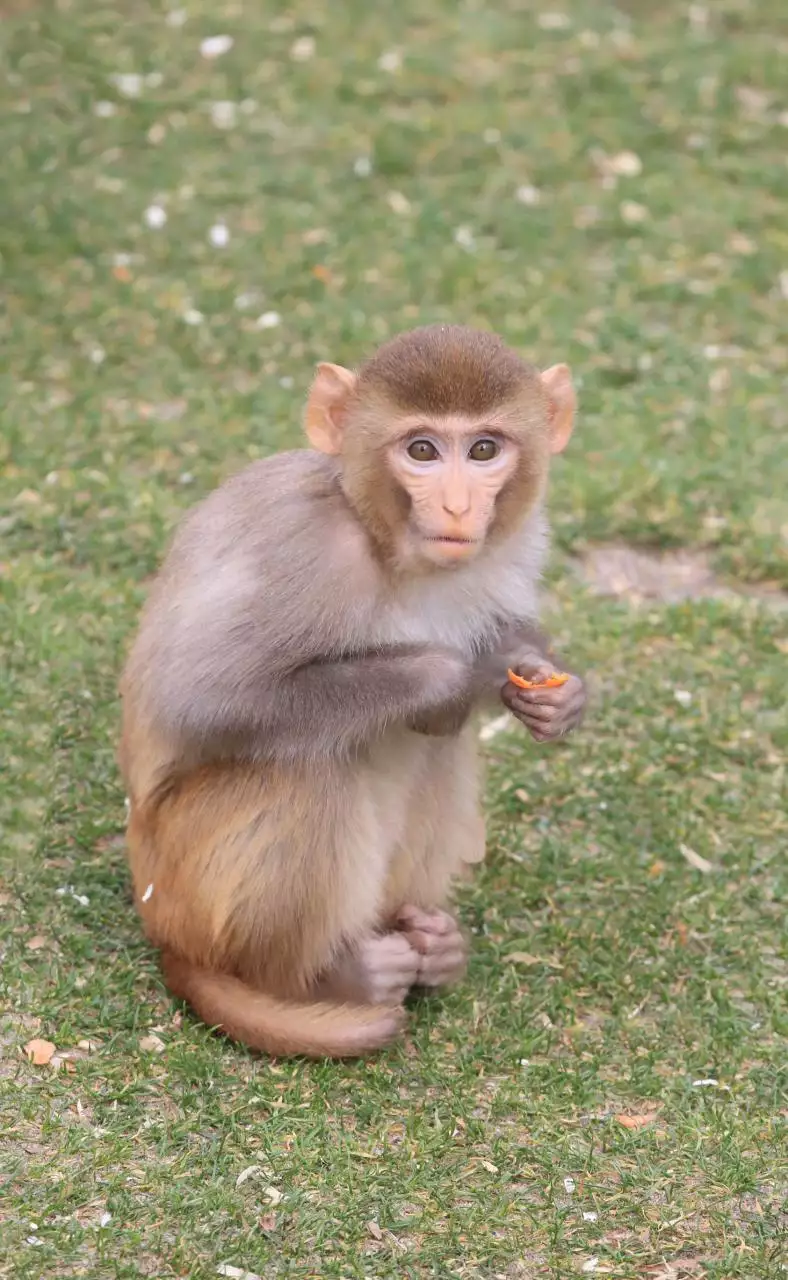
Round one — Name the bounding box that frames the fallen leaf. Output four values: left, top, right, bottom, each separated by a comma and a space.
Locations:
259, 1212, 277, 1232
263, 1185, 284, 1205
139, 1034, 165, 1053
235, 1165, 262, 1187
77, 1038, 102, 1052
648, 859, 666, 877
26, 935, 49, 951
615, 1111, 659, 1129
679, 844, 714, 873
367, 1220, 383, 1240
311, 264, 332, 283
112, 265, 132, 283
25, 1038, 56, 1065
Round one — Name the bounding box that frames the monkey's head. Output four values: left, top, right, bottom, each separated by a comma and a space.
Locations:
305, 325, 575, 571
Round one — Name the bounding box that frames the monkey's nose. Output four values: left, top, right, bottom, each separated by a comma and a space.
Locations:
441, 490, 472, 519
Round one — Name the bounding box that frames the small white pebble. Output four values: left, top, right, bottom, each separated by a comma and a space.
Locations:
166, 7, 187, 26
582, 1260, 599, 1275
387, 190, 411, 215
598, 801, 608, 810
200, 34, 233, 59
179, 472, 194, 485
99, 1212, 112, 1228
290, 35, 315, 61
26, 1237, 43, 1247
144, 204, 167, 229
183, 309, 204, 326
582, 1211, 598, 1222
141, 883, 154, 904
515, 183, 541, 206
210, 100, 237, 129
89, 345, 106, 365
563, 1176, 576, 1194
378, 50, 402, 72
454, 225, 476, 250
209, 223, 230, 247
674, 689, 692, 707
110, 73, 143, 99
538, 12, 571, 29
518, 1057, 530, 1067
353, 156, 373, 177
256, 311, 281, 329
29, 1224, 38, 1231
94, 100, 117, 118
620, 199, 648, 224
609, 149, 642, 176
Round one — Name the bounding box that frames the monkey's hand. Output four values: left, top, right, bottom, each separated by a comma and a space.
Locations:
501, 662, 585, 743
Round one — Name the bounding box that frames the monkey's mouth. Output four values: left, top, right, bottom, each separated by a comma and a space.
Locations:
427, 535, 478, 546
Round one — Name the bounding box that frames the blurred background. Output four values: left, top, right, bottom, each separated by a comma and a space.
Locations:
2, 3, 786, 1277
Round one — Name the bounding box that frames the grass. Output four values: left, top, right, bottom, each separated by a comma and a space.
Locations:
1, 1, 786, 1277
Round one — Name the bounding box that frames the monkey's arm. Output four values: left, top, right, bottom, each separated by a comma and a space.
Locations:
163, 645, 471, 764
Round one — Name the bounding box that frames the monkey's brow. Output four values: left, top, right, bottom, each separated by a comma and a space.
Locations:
390, 421, 509, 443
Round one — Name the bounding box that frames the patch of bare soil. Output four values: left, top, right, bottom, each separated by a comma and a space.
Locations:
576, 545, 788, 611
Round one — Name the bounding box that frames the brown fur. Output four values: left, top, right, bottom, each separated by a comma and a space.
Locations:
119, 326, 576, 1058
356, 324, 543, 417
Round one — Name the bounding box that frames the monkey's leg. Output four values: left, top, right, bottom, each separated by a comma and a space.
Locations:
381, 726, 485, 989
129, 759, 393, 998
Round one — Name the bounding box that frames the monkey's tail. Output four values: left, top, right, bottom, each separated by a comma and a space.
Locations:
161, 952, 405, 1059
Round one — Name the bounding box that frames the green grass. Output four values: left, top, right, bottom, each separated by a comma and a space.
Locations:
1, 2, 786, 1277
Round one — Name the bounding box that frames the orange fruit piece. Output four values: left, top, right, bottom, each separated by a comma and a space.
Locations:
507, 669, 569, 690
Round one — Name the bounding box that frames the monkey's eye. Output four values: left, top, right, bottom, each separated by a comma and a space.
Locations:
468, 438, 499, 462
407, 439, 439, 462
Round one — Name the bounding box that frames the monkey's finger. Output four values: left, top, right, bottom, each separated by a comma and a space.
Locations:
400, 927, 443, 956
510, 700, 557, 723
417, 947, 468, 987
396, 905, 452, 935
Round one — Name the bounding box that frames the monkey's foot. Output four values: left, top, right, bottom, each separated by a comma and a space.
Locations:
396, 906, 468, 988
322, 933, 420, 1006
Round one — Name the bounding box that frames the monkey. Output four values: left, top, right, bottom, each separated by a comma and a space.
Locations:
118, 324, 586, 1059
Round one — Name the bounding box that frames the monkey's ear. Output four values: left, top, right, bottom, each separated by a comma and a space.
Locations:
305, 362, 357, 455
540, 364, 576, 454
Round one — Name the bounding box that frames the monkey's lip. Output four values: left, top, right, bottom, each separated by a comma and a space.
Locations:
426, 535, 478, 546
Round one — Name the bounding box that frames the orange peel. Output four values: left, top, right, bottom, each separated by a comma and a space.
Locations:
507, 669, 570, 691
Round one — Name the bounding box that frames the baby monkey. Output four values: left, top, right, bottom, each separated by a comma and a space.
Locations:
119, 325, 586, 1057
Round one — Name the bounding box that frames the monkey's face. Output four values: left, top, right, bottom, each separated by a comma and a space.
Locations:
303, 328, 576, 572
385, 413, 528, 568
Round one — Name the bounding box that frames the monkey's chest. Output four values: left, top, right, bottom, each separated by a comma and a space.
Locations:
369, 559, 538, 654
